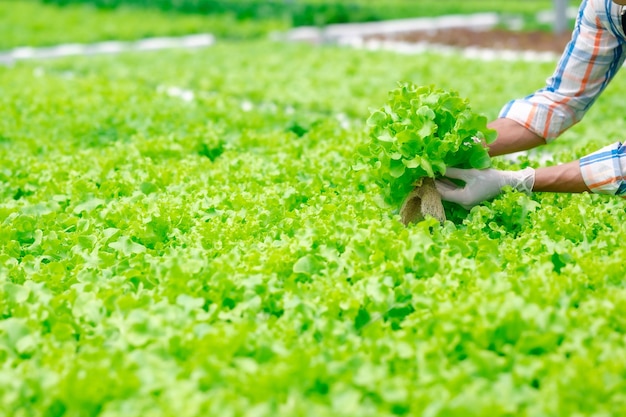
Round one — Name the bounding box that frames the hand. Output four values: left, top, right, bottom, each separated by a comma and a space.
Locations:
434, 167, 536, 209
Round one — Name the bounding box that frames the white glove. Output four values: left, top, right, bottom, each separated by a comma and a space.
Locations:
434, 167, 536, 209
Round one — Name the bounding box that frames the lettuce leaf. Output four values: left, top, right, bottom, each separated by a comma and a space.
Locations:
358, 83, 496, 206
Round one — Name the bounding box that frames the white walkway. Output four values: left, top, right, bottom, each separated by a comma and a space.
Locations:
281, 13, 500, 43
0, 34, 215, 66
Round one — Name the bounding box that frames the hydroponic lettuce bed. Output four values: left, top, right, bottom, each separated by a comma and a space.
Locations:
1, 32, 626, 417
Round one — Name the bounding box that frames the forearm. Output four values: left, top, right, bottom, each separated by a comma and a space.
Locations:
533, 161, 590, 193
533, 142, 626, 195
488, 1, 626, 157
487, 118, 546, 157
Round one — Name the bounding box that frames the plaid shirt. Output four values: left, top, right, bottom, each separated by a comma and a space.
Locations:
499, 0, 626, 196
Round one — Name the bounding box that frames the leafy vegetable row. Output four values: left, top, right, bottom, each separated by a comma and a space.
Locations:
1, 40, 625, 416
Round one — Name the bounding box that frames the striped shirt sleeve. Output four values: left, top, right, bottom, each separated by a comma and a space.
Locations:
499, 0, 626, 141
580, 141, 626, 196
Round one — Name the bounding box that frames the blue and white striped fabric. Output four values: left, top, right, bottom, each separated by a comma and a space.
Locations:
498, 0, 626, 195
580, 141, 626, 195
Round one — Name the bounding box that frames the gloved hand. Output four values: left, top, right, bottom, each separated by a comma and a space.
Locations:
434, 167, 536, 209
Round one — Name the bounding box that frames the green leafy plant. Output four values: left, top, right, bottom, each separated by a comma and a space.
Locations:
3, 26, 626, 417
357, 83, 496, 206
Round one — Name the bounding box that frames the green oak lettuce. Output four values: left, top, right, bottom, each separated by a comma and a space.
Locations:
3, 37, 626, 417
357, 83, 496, 205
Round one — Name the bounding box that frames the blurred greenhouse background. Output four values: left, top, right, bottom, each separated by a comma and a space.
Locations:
1, 0, 580, 50
38, 0, 579, 27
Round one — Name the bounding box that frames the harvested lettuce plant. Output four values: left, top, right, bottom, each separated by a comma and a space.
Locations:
358, 83, 497, 217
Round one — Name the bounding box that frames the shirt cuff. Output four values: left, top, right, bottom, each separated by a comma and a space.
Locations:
579, 142, 626, 195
